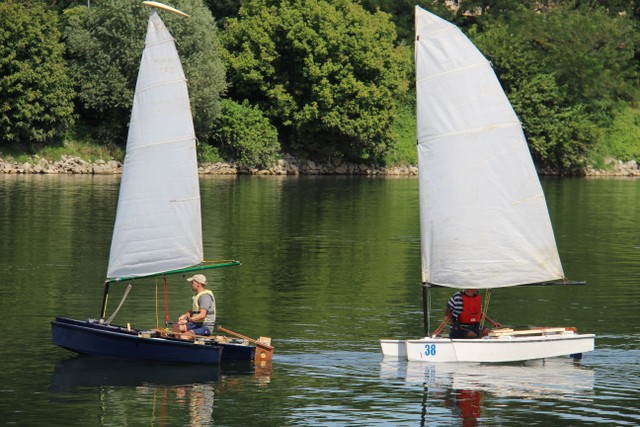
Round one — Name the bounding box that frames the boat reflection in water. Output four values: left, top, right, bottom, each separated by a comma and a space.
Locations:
51, 357, 222, 390
51, 356, 273, 389
51, 356, 271, 425
380, 357, 594, 426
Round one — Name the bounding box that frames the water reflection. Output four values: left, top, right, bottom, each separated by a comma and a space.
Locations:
51, 357, 271, 426
1, 176, 638, 426
51, 357, 222, 389
173, 383, 216, 426
382, 358, 595, 426
380, 358, 594, 397
441, 388, 483, 427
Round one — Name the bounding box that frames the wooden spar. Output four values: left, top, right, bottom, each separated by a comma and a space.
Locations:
142, 1, 189, 17
488, 327, 569, 337
216, 326, 274, 362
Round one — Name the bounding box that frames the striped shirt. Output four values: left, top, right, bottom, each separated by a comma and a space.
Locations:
447, 291, 466, 321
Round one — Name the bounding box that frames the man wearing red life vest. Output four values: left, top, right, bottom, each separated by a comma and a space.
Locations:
443, 289, 501, 338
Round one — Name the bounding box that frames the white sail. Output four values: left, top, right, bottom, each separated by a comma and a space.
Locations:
107, 9, 202, 279
415, 7, 563, 289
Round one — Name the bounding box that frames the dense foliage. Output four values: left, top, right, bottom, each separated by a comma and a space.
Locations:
0, 0, 74, 148
468, 4, 639, 173
469, 23, 594, 173
1, 0, 639, 173
222, 0, 410, 162
64, 0, 226, 145
210, 99, 280, 168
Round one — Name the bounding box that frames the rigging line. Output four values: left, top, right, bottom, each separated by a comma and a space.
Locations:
481, 289, 492, 330
480, 289, 488, 330
105, 283, 133, 324
163, 275, 170, 326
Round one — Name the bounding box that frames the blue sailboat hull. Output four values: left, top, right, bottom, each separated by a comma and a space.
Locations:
52, 316, 225, 364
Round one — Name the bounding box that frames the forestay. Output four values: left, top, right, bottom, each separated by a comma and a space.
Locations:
107, 10, 202, 279
415, 8, 563, 289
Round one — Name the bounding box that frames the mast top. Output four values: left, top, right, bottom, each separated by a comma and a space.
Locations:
142, 1, 189, 17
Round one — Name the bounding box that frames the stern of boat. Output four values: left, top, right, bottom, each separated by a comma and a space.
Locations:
380, 339, 407, 358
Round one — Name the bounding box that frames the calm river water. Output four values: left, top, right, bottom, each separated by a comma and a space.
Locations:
0, 175, 638, 426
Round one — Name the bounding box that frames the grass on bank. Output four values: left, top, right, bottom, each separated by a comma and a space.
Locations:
384, 101, 417, 167
0, 126, 124, 164
588, 105, 640, 170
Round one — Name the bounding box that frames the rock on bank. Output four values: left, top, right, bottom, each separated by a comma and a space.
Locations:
0, 154, 418, 176
1, 154, 638, 176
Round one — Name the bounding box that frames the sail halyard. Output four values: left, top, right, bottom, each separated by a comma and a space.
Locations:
415, 7, 564, 290
107, 8, 202, 280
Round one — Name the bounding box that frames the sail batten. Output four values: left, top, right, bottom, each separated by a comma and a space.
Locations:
416, 7, 564, 289
107, 9, 202, 280
135, 79, 188, 94
418, 122, 522, 144
125, 136, 195, 153
418, 60, 490, 84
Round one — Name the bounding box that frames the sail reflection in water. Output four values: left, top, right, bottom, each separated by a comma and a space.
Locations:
380, 358, 594, 398
380, 358, 594, 426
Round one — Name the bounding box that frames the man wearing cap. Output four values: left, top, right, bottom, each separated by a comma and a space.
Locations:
174, 274, 216, 338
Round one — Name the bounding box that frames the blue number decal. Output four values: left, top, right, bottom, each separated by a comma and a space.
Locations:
424, 344, 437, 356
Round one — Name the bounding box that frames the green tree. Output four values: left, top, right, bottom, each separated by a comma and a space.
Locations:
471, 22, 595, 173
360, 1, 454, 43
0, 0, 74, 148
511, 5, 639, 120
64, 0, 226, 145
571, 1, 640, 18
222, 0, 410, 163
203, 0, 243, 25
211, 99, 280, 168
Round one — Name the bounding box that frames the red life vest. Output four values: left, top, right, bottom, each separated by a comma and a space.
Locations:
458, 293, 482, 324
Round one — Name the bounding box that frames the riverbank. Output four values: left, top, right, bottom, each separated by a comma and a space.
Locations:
0, 154, 419, 176
1, 154, 638, 176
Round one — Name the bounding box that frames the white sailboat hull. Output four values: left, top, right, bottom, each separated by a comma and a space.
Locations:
381, 332, 595, 363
